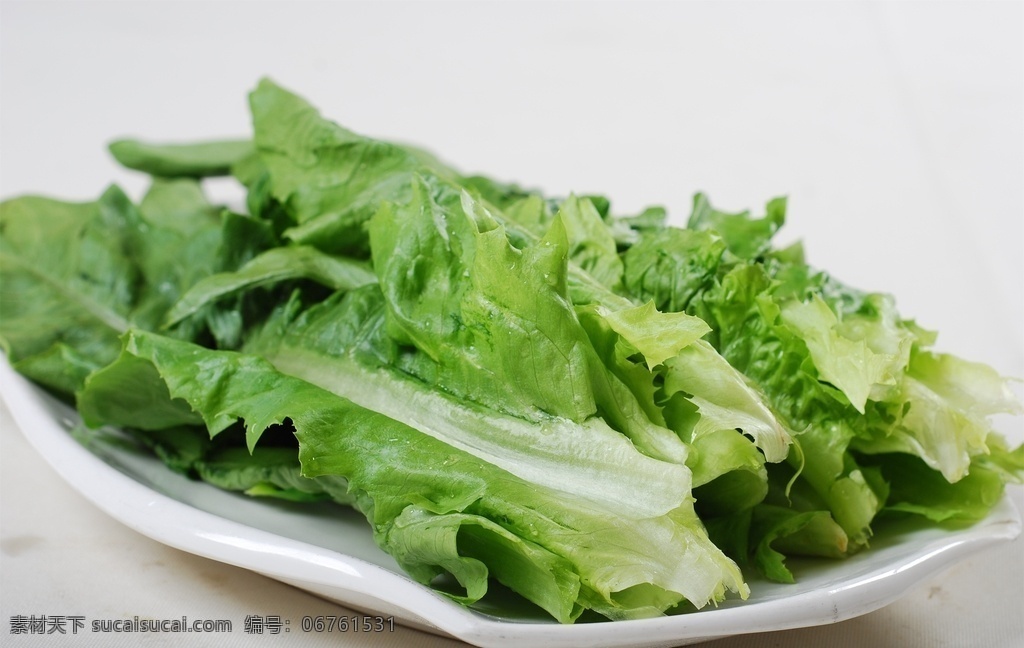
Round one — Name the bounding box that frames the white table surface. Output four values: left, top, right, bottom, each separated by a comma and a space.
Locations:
1, 1, 1022, 647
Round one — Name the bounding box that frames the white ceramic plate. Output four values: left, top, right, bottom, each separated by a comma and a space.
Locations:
1, 357, 1020, 648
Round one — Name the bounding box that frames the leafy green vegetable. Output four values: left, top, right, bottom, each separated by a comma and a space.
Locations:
1, 78, 1020, 623
164, 245, 376, 327
110, 138, 254, 178
0, 182, 223, 393
82, 329, 745, 621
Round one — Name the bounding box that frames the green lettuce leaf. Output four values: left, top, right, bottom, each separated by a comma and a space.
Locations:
165, 246, 376, 327
0, 183, 222, 395
80, 329, 747, 621
109, 138, 254, 178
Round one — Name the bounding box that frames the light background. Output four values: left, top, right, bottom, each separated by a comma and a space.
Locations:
1, 1, 1022, 647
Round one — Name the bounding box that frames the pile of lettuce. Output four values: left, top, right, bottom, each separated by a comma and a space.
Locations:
1, 79, 1021, 623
